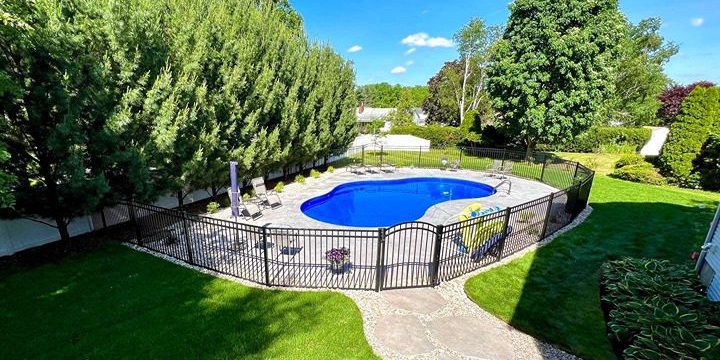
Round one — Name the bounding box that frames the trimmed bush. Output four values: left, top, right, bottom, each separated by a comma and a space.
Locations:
206, 202, 220, 214
601, 258, 720, 360
659, 86, 720, 187
553, 127, 652, 153
614, 154, 645, 168
310, 169, 321, 178
611, 162, 666, 185
657, 81, 715, 124
273, 181, 285, 193
326, 166, 335, 173
295, 174, 305, 184
694, 134, 720, 190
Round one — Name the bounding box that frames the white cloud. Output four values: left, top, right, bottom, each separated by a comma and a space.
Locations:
405, 48, 416, 55
405, 60, 415, 66
691, 18, 704, 27
390, 66, 407, 74
401, 32, 453, 48
347, 45, 363, 53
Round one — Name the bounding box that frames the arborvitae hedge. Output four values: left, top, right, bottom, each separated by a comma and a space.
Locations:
659, 86, 720, 186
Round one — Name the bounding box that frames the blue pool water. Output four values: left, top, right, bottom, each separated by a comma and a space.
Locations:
300, 177, 496, 227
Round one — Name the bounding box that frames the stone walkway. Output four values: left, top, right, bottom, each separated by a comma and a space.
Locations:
342, 208, 592, 360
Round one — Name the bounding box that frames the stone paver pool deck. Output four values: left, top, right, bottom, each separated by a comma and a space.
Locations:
211, 167, 557, 228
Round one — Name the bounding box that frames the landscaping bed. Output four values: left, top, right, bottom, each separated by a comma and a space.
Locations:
600, 258, 720, 359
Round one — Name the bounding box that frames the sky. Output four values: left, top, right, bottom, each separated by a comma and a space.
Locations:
290, 0, 719, 87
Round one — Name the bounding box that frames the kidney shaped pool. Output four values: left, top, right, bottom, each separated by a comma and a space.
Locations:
300, 177, 496, 227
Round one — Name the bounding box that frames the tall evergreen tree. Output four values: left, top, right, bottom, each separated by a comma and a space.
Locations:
487, 0, 625, 156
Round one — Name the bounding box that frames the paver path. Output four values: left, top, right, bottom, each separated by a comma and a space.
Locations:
640, 126, 669, 156
345, 283, 576, 360
343, 209, 592, 360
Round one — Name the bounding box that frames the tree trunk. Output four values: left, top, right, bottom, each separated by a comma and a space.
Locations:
177, 190, 184, 209
526, 136, 536, 160
55, 217, 71, 250
460, 56, 470, 124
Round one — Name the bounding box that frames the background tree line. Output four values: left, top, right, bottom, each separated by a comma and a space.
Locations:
0, 0, 357, 245
356, 83, 428, 109
417, 0, 684, 153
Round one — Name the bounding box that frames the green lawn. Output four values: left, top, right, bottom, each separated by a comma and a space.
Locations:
465, 175, 720, 360
551, 152, 625, 175
0, 244, 377, 359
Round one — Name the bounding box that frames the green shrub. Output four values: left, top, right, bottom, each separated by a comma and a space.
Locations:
554, 126, 652, 153
242, 193, 251, 201
390, 124, 475, 147
615, 154, 645, 168
309, 169, 321, 178
659, 86, 720, 187
274, 181, 285, 193
611, 162, 666, 185
295, 174, 306, 184
601, 258, 720, 360
326, 166, 335, 173
206, 201, 220, 214
693, 134, 720, 190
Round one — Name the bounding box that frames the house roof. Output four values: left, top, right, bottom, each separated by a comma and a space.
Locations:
356, 107, 394, 122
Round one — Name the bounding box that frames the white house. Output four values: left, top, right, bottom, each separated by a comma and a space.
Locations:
355, 104, 428, 129
697, 205, 720, 301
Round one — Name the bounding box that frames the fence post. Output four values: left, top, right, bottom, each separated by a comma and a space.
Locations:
418, 146, 422, 166
375, 228, 386, 292
458, 147, 463, 165
572, 162, 580, 183
540, 157, 548, 183
431, 224, 444, 286
181, 212, 194, 265
127, 202, 143, 246
261, 226, 272, 286
501, 149, 507, 167
361, 145, 365, 166
380, 145, 384, 165
497, 208, 512, 260
540, 192, 555, 240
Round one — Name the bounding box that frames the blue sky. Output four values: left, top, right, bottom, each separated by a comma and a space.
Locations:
291, 0, 719, 87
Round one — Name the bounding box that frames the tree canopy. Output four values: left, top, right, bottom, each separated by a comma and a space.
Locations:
602, 17, 678, 126
356, 83, 428, 108
0, 0, 357, 244
486, 0, 625, 154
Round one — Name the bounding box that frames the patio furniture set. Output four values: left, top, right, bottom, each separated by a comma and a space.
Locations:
227, 177, 283, 221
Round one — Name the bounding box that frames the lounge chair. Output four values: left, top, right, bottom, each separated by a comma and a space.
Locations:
449, 159, 460, 171
487, 160, 503, 177
470, 225, 512, 261
498, 161, 514, 179
346, 158, 364, 174
251, 177, 282, 209
227, 187, 263, 220
268, 226, 297, 255
380, 162, 396, 172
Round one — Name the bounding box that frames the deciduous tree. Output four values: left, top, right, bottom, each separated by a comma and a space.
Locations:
487, 0, 625, 156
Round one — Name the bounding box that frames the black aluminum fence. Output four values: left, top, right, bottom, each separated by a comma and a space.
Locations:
120, 147, 594, 291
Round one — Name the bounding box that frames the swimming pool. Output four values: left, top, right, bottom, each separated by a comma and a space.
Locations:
300, 177, 496, 227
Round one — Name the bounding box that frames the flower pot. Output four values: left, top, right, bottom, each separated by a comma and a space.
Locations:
329, 261, 351, 274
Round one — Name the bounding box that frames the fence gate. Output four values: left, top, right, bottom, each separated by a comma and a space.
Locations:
380, 222, 440, 290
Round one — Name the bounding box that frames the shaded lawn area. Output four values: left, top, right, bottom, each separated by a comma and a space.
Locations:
551, 152, 625, 175
0, 244, 377, 359
465, 175, 720, 360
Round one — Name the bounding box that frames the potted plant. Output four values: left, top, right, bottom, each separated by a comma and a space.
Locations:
325, 247, 351, 274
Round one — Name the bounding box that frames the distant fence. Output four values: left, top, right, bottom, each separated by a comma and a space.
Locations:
119, 147, 594, 291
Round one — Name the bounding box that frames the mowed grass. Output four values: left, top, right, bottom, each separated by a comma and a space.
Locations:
465, 176, 720, 359
551, 152, 625, 175
0, 244, 377, 359
348, 148, 581, 189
